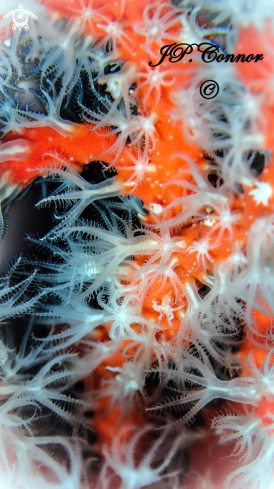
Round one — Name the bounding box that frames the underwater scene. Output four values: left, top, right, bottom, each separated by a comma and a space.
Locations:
0, 0, 273, 488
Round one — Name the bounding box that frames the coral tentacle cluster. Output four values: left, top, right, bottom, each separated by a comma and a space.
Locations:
0, 0, 274, 488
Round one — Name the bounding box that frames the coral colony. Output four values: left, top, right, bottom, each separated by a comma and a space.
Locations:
0, 0, 274, 488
